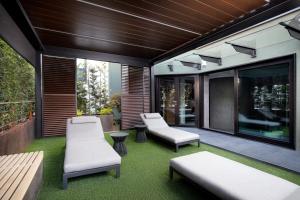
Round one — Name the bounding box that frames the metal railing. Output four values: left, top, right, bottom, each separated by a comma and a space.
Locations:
0, 101, 35, 132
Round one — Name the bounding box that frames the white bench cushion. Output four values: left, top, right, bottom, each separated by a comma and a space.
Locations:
64, 140, 121, 173
150, 127, 199, 144
170, 151, 300, 200
66, 118, 105, 143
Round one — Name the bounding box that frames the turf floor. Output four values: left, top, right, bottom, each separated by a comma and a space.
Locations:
26, 131, 300, 200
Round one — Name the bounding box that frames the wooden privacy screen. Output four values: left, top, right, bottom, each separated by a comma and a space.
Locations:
121, 66, 150, 129
42, 56, 76, 136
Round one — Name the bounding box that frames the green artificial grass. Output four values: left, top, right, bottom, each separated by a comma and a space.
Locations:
27, 131, 300, 200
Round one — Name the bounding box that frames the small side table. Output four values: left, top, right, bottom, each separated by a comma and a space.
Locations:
110, 132, 129, 156
134, 125, 147, 143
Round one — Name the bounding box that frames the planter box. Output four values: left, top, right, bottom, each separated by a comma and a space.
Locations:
0, 118, 35, 156
99, 115, 114, 132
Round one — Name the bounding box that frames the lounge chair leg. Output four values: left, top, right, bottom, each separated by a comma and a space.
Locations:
63, 174, 68, 190
169, 166, 173, 180
175, 145, 178, 152
198, 140, 200, 148
115, 165, 120, 178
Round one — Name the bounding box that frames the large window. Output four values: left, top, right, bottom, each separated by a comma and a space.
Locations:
238, 60, 293, 144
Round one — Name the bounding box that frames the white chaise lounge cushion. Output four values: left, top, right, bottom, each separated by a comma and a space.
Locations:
66, 117, 104, 143
64, 140, 121, 173
140, 113, 199, 144
140, 113, 168, 129
72, 116, 98, 124
144, 113, 162, 119
150, 127, 199, 144
170, 151, 300, 200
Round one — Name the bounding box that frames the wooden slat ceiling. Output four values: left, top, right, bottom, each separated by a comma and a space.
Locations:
20, 0, 268, 59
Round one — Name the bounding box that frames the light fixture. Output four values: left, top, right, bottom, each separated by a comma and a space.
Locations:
176, 60, 202, 70
280, 14, 300, 40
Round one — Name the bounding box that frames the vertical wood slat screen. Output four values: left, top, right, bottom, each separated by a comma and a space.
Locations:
42, 56, 76, 136
121, 66, 150, 129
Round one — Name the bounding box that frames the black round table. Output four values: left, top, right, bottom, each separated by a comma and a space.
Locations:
134, 125, 147, 143
110, 132, 129, 156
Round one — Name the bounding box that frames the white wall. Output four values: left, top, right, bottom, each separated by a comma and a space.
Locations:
154, 10, 300, 150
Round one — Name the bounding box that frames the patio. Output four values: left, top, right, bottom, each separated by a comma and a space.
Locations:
1, 0, 300, 199
27, 131, 300, 200
179, 127, 300, 173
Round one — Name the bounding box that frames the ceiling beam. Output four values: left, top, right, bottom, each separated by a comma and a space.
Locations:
43, 45, 151, 67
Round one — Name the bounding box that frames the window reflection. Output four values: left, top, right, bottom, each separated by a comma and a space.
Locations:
238, 64, 290, 142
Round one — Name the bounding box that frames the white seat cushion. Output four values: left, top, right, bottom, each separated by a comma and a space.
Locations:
66, 118, 105, 143
170, 151, 300, 200
149, 127, 199, 144
64, 140, 121, 173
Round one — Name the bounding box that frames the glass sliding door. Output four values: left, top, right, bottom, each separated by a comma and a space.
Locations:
158, 77, 176, 125
157, 76, 197, 127
178, 77, 196, 126
238, 62, 292, 143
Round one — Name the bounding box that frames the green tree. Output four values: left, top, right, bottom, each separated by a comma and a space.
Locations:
89, 68, 101, 114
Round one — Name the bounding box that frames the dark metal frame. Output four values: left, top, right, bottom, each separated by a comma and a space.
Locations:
148, 132, 200, 152
44, 46, 150, 67
63, 164, 121, 189
155, 74, 200, 127
235, 55, 296, 149
175, 139, 200, 152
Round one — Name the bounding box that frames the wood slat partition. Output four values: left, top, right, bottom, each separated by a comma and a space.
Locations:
121, 66, 150, 129
42, 56, 76, 136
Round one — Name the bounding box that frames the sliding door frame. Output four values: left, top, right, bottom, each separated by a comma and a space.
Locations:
155, 74, 200, 127
235, 55, 295, 149
200, 54, 296, 149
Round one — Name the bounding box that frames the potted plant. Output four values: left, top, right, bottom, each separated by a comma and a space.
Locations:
109, 94, 121, 130
99, 107, 114, 132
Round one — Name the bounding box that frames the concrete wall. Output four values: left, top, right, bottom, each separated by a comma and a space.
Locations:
108, 62, 122, 96
154, 10, 300, 150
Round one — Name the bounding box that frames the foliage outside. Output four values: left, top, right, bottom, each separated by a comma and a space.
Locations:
0, 38, 35, 131
76, 59, 115, 115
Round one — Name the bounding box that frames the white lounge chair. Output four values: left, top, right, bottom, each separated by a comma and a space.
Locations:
140, 113, 200, 152
170, 151, 300, 200
63, 116, 121, 189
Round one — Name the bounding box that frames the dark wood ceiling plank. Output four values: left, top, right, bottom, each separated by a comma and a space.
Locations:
27, 14, 184, 50
35, 27, 167, 52
166, 0, 230, 23
21, 0, 196, 40
37, 30, 162, 58
76, 0, 203, 35
96, 0, 214, 31
222, 0, 268, 13
141, 0, 216, 28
